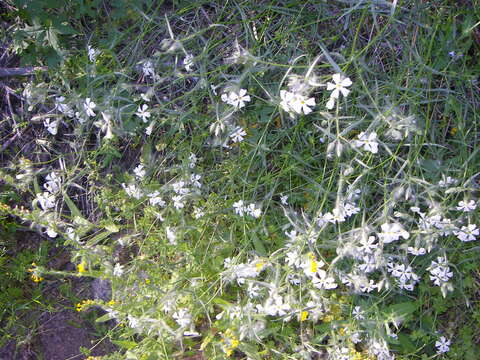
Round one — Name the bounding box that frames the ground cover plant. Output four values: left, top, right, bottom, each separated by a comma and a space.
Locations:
1, 0, 480, 359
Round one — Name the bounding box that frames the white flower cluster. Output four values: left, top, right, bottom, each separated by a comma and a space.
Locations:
221, 89, 251, 110
232, 200, 262, 218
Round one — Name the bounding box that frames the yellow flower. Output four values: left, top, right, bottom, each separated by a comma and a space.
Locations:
77, 261, 87, 274
300, 311, 309, 322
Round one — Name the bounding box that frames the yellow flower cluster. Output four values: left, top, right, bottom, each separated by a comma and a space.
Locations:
27, 263, 44, 283
221, 329, 240, 357
76, 299, 94, 312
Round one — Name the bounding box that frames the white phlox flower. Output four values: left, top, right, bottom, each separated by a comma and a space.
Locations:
148, 191, 166, 207
326, 73, 352, 99
166, 226, 177, 245
87, 45, 99, 62
290, 94, 316, 115
133, 164, 146, 179
456, 200, 476, 212
183, 53, 194, 72
354, 132, 379, 154
454, 224, 479, 242
136, 104, 151, 123
435, 336, 451, 354
172, 195, 185, 210
221, 89, 251, 109
312, 269, 337, 290
121, 183, 143, 199
83, 98, 96, 117
36, 192, 55, 210
246, 203, 262, 218
378, 222, 409, 244
55, 96, 74, 117
172, 309, 192, 327
230, 126, 247, 143
44, 172, 61, 193
113, 263, 124, 277
43, 118, 59, 135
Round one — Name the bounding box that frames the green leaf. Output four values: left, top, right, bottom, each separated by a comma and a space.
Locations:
63, 192, 84, 220
385, 301, 418, 322
111, 340, 138, 350
397, 333, 417, 354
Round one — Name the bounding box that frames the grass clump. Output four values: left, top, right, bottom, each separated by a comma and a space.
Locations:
1, 0, 480, 359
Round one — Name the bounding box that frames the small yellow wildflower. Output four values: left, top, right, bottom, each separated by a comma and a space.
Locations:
31, 274, 44, 283
221, 329, 240, 357
450, 127, 457, 136
300, 311, 309, 322
144, 278, 150, 284
77, 261, 87, 274
107, 300, 116, 306
76, 299, 94, 312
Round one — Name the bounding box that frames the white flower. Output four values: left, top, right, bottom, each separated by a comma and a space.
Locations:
113, 263, 124, 277
55, 96, 74, 117
148, 191, 165, 207
83, 98, 96, 117
358, 236, 378, 254
172, 195, 185, 210
454, 224, 479, 242
145, 120, 155, 136
222, 89, 251, 109
260, 293, 291, 317
135, 104, 151, 123
438, 176, 457, 187
36, 192, 55, 210
407, 247, 426, 256
246, 203, 262, 218
456, 200, 476, 212
193, 208, 205, 219
121, 183, 142, 199
172, 181, 189, 195
352, 306, 364, 320
233, 200, 246, 216
190, 174, 202, 188
354, 132, 379, 154
280, 90, 296, 114
183, 53, 194, 72
87, 45, 99, 62
359, 279, 377, 293
435, 336, 451, 354
290, 94, 316, 115
43, 118, 59, 135
188, 153, 197, 168
285, 250, 302, 268
133, 164, 146, 179
326, 73, 352, 99
44, 172, 61, 193
312, 269, 337, 290
142, 60, 155, 78
46, 227, 57, 238
280, 195, 288, 205
230, 127, 246, 143
325, 97, 335, 110
172, 309, 192, 327
166, 226, 177, 245
378, 223, 409, 243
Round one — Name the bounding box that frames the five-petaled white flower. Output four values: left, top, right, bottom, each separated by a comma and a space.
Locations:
136, 104, 151, 123
221, 89, 251, 109
84, 98, 96, 117
456, 200, 476, 212
327, 73, 352, 99
43, 118, 59, 135
435, 336, 451, 354
378, 223, 409, 244
230, 127, 246, 143
354, 132, 379, 154
454, 224, 479, 242
291, 94, 316, 115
